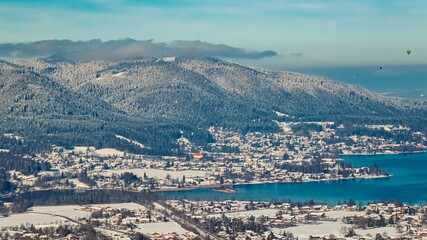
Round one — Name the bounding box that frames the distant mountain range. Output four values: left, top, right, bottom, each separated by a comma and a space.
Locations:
1, 57, 426, 154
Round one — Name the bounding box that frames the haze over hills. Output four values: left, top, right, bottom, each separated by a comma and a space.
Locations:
1, 57, 427, 154
295, 65, 427, 99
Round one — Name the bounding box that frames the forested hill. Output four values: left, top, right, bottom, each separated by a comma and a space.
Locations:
0, 60, 198, 155
1, 57, 426, 154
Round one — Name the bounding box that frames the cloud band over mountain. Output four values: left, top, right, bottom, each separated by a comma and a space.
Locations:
0, 39, 277, 60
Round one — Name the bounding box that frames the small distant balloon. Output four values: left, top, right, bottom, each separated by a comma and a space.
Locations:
379, 66, 383, 70
421, 94, 424, 98
407, 50, 411, 55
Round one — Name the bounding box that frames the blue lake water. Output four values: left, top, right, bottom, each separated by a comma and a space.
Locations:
161, 152, 427, 204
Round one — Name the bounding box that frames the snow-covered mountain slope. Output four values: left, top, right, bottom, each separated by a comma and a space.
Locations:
2, 57, 426, 153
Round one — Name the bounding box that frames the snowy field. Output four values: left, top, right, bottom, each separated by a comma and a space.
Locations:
0, 213, 75, 228
70, 146, 125, 156
72, 146, 95, 153
94, 148, 125, 156
69, 179, 90, 188
274, 220, 397, 240
30, 205, 90, 218
356, 227, 397, 237
0, 203, 146, 228
210, 209, 279, 218
274, 222, 352, 240
324, 210, 365, 219
135, 222, 188, 234
89, 202, 146, 211
100, 168, 207, 179
31, 203, 145, 217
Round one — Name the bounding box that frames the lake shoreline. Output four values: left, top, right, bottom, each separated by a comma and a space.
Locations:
151, 174, 390, 194
161, 152, 427, 204
340, 150, 426, 156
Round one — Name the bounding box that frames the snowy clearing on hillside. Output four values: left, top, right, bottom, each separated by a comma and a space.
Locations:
3, 133, 23, 140
177, 136, 191, 145
274, 111, 290, 117
161, 57, 176, 62
115, 135, 146, 148
274, 121, 292, 133
100, 168, 207, 179
135, 222, 188, 234
113, 71, 126, 77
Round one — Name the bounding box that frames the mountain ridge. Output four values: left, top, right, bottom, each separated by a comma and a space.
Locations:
1, 57, 426, 154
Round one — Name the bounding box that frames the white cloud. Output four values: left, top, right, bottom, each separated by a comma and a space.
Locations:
0, 39, 278, 60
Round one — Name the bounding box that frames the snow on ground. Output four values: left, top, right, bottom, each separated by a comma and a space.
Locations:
356, 227, 397, 237
94, 148, 125, 156
69, 179, 90, 189
100, 168, 207, 179
275, 219, 397, 240
365, 124, 409, 132
31, 203, 146, 217
30, 205, 90, 219
73, 146, 95, 153
115, 135, 145, 149
3, 133, 23, 140
70, 146, 127, 156
177, 136, 191, 145
274, 111, 290, 117
89, 203, 146, 211
274, 121, 292, 133
135, 222, 188, 234
162, 57, 176, 62
0, 203, 146, 228
210, 209, 279, 218
0, 213, 76, 228
324, 210, 365, 219
155, 57, 176, 63
274, 221, 351, 240
113, 72, 126, 77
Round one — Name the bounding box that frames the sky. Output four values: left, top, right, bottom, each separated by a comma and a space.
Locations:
0, 0, 426, 94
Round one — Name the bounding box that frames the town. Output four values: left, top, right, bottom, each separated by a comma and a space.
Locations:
4, 121, 425, 193
1, 200, 426, 239
1, 121, 426, 239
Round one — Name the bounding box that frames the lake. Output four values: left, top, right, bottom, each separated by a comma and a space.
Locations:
161, 152, 427, 204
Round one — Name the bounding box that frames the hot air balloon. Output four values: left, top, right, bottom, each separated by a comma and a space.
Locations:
407, 50, 411, 55
379, 66, 383, 70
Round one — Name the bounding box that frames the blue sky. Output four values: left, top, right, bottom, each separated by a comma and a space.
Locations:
0, 0, 426, 94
